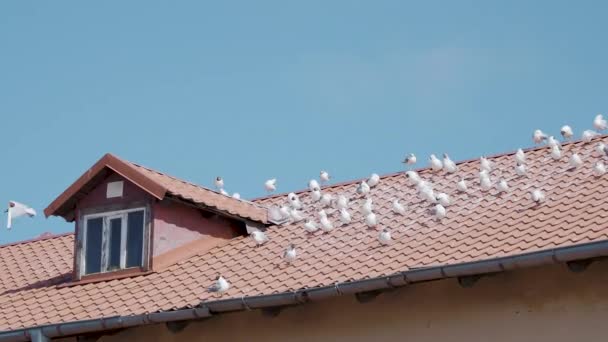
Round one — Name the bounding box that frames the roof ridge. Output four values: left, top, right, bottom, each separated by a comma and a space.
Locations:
0, 232, 74, 250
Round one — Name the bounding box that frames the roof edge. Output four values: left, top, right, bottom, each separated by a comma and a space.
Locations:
0, 232, 74, 250
4, 239, 608, 340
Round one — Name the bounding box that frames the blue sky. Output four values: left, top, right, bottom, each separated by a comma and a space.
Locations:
0, 1, 606, 243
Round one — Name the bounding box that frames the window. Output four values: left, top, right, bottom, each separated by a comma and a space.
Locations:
82, 208, 147, 275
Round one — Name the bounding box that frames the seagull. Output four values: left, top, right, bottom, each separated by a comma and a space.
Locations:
208, 276, 230, 293
496, 179, 509, 193
596, 142, 606, 156
443, 154, 458, 173
289, 208, 305, 222
336, 195, 349, 210
368, 173, 380, 187
320, 193, 333, 207
530, 189, 546, 203
515, 148, 526, 165
429, 154, 443, 171
264, 179, 277, 193
436, 193, 451, 207
356, 181, 371, 196
593, 161, 606, 177
561, 125, 574, 140
569, 153, 583, 169
232, 193, 241, 199
250, 230, 269, 246
378, 229, 392, 246
214, 176, 224, 189
339, 208, 352, 225
311, 189, 322, 202
405, 171, 421, 185
219, 188, 229, 196
434, 204, 446, 220
320, 171, 331, 183
365, 212, 378, 228
515, 164, 527, 177
283, 244, 297, 263
403, 153, 417, 166
480, 157, 492, 173
550, 145, 562, 160
480, 172, 492, 191
457, 178, 468, 192
361, 198, 373, 215
392, 199, 406, 215
582, 130, 600, 143
309, 179, 320, 192
288, 192, 302, 209
594, 114, 607, 131
303, 220, 318, 233
419, 187, 437, 204
6, 201, 36, 230
533, 129, 548, 144
279, 206, 291, 219
547, 136, 561, 149
319, 210, 334, 233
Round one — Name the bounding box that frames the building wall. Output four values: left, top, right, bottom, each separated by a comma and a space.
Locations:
98, 260, 608, 342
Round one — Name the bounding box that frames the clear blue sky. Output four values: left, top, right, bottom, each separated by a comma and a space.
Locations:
1, 1, 606, 243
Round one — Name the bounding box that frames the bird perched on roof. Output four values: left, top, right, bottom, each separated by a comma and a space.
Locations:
561, 125, 574, 140
6, 201, 36, 230
593, 161, 606, 177
403, 153, 417, 166
569, 153, 583, 169
320, 171, 330, 183
283, 244, 297, 263
264, 179, 277, 193
515, 164, 527, 177
361, 198, 373, 215
419, 186, 437, 204
232, 193, 241, 199
457, 178, 468, 192
378, 229, 391, 246
429, 154, 443, 171
303, 220, 318, 233
219, 188, 229, 196
582, 130, 600, 143
480, 157, 492, 173
434, 204, 446, 220
288, 192, 302, 209
515, 148, 526, 165
530, 189, 546, 203
356, 180, 371, 196
289, 208, 305, 222
594, 114, 607, 131
496, 179, 509, 193
365, 212, 378, 228
320, 193, 333, 207
335, 195, 349, 210
208, 276, 230, 293
392, 199, 406, 215
547, 136, 561, 149
309, 179, 320, 192
436, 193, 451, 207
319, 210, 334, 233
339, 208, 351, 225
214, 176, 224, 189
533, 129, 548, 144
550, 145, 562, 160
405, 171, 421, 185
279, 205, 291, 220
596, 142, 608, 157
311, 188, 322, 202
368, 173, 380, 187
479, 171, 492, 191
443, 154, 457, 173
250, 230, 269, 246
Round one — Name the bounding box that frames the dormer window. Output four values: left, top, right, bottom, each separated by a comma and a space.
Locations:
81, 208, 146, 276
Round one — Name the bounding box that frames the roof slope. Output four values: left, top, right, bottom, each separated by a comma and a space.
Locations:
3, 137, 608, 332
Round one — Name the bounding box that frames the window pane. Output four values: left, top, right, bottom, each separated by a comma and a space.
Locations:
108, 218, 122, 271
126, 211, 144, 268
85, 218, 103, 274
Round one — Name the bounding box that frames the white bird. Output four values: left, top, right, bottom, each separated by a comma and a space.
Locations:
309, 179, 320, 192
378, 229, 392, 246
403, 153, 417, 166
515, 148, 526, 165
480, 174, 492, 191
550, 145, 562, 160
319, 210, 334, 233
594, 114, 607, 131
533, 129, 548, 144
368, 173, 380, 187
214, 176, 224, 189
429, 154, 443, 171
480, 157, 492, 173
457, 178, 468, 192
250, 230, 268, 246
596, 142, 606, 155
560, 125, 574, 140
279, 205, 291, 219
289, 208, 305, 222
339, 208, 351, 225
219, 188, 229, 196
530, 189, 546, 203
419, 187, 437, 204
582, 130, 600, 143
496, 179, 509, 193
320, 170, 331, 183
436, 193, 451, 207
515, 164, 527, 177
336, 195, 349, 210
303, 220, 318, 233
405, 171, 421, 185
593, 161, 606, 177
311, 189, 322, 202
320, 193, 333, 207
283, 244, 297, 263
268, 206, 284, 222
361, 198, 373, 215
232, 193, 241, 199
547, 136, 561, 149
264, 179, 277, 193
434, 204, 446, 220
569, 153, 583, 169
392, 199, 406, 215
356, 181, 371, 196
208, 276, 230, 293
365, 212, 378, 228
288, 192, 302, 209
6, 201, 36, 230
443, 154, 457, 173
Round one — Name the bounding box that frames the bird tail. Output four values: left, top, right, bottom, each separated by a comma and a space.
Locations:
6, 209, 11, 230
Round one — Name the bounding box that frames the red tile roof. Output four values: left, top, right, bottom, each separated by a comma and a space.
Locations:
3, 137, 608, 332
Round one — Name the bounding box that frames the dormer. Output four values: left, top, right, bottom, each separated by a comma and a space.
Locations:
44, 153, 269, 282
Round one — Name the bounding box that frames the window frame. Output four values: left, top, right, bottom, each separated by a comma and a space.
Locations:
80, 207, 147, 277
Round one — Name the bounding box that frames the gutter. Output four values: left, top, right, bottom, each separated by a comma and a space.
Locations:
3, 240, 608, 341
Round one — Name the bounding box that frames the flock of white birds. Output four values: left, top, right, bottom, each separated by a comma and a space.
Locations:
208, 114, 608, 294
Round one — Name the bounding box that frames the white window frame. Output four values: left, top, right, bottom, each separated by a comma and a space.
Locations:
81, 207, 146, 276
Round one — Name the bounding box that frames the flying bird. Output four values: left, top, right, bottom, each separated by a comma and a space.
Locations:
594, 114, 607, 131
429, 154, 443, 171
339, 208, 352, 225
320, 171, 330, 183
356, 181, 371, 196
368, 173, 380, 187
264, 179, 277, 193
392, 199, 406, 215
365, 212, 378, 228
496, 179, 509, 193
434, 204, 446, 220
550, 145, 562, 160
283, 244, 297, 263
303, 220, 319, 233
403, 153, 417, 166
515, 164, 527, 177
457, 178, 468, 192
560, 125, 574, 140
436, 193, 451, 207
6, 201, 36, 230
208, 276, 230, 293
582, 130, 600, 143
443, 154, 457, 173
533, 129, 548, 144
515, 148, 526, 165
593, 161, 606, 177
530, 189, 546, 203
569, 153, 583, 169
250, 230, 269, 246
214, 176, 224, 189
378, 229, 392, 246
